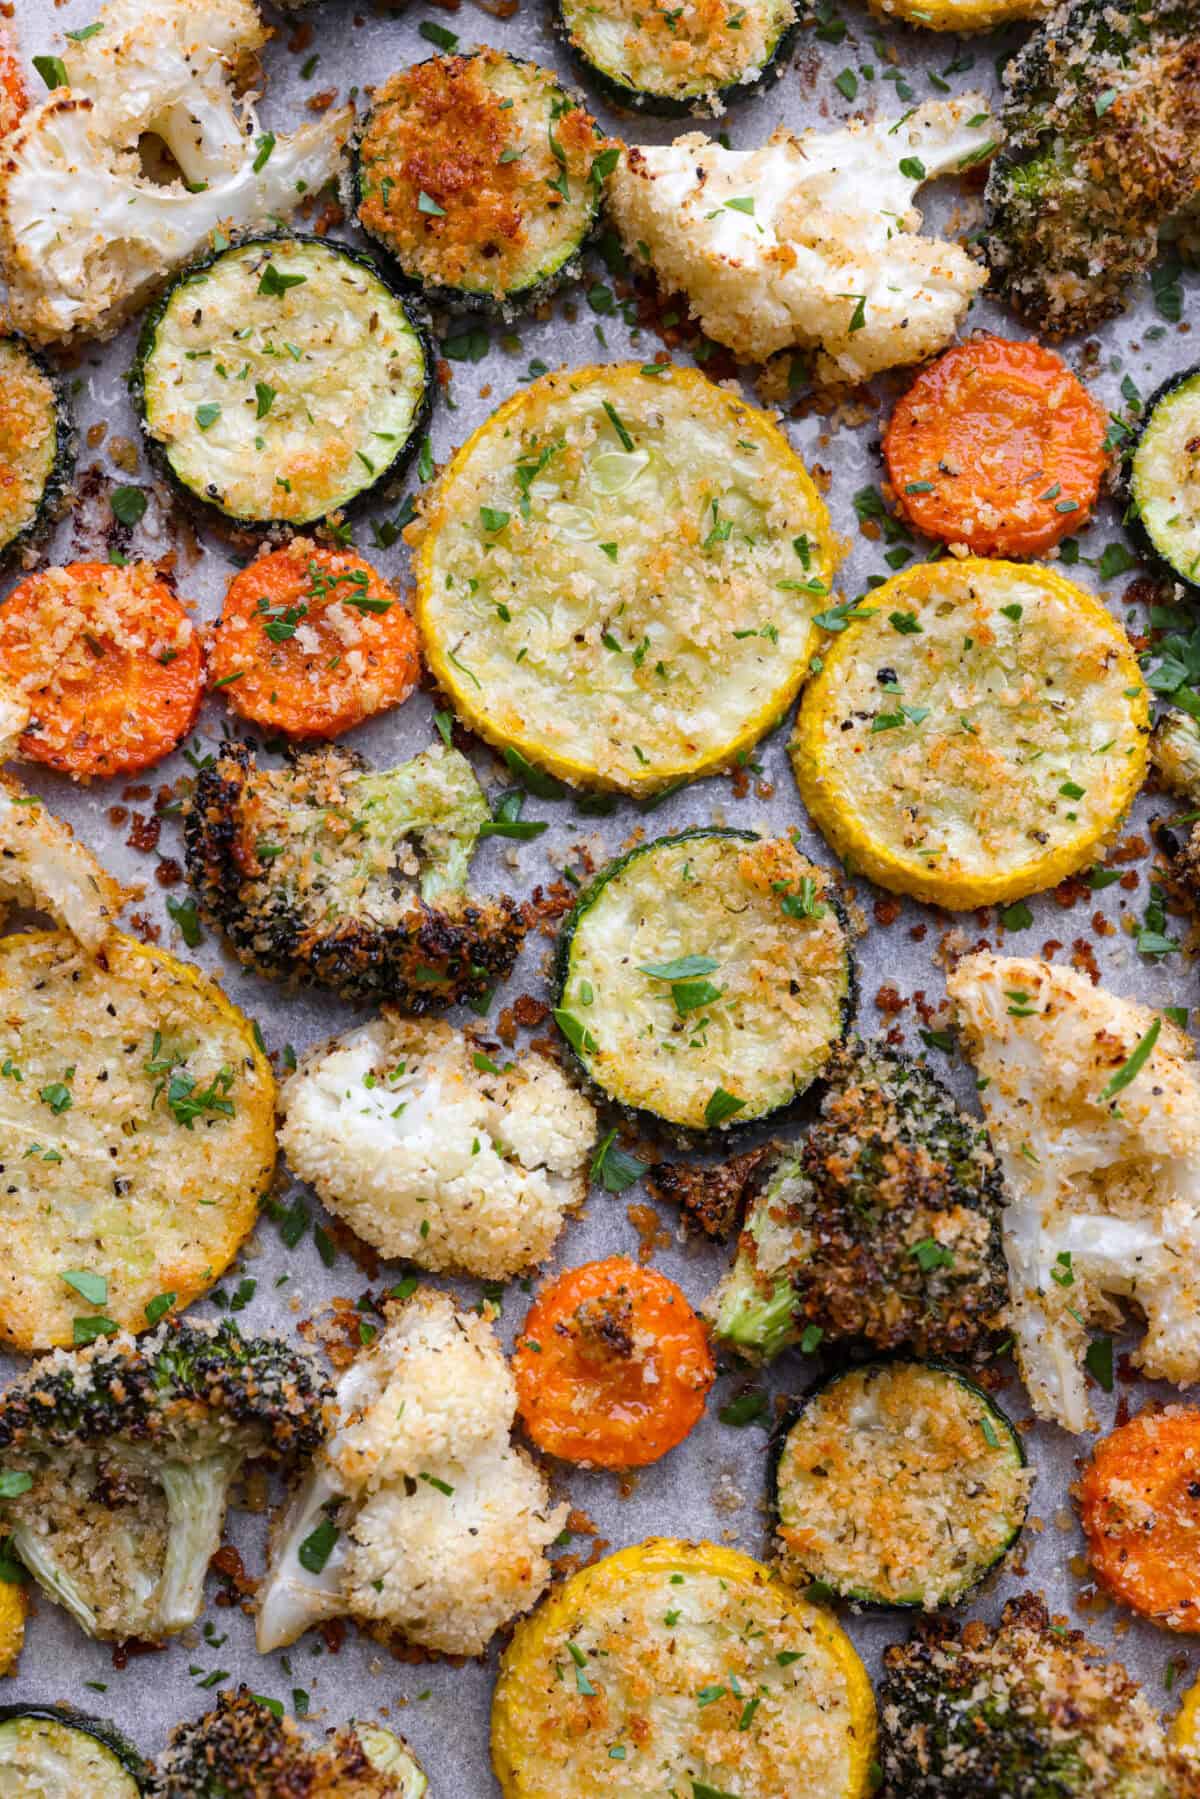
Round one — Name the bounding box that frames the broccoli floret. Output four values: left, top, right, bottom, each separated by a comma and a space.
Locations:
184, 738, 526, 1010
0, 1319, 330, 1643
148, 1688, 427, 1797
880, 1593, 1200, 1797
709, 1041, 1007, 1362
984, 0, 1200, 335
649, 1143, 776, 1240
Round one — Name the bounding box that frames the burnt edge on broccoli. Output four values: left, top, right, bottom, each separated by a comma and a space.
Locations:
715, 1039, 1007, 1362
879, 1593, 1200, 1798
983, 0, 1200, 336
650, 1142, 777, 1239
183, 739, 527, 1010
147, 1688, 410, 1797
0, 1318, 330, 1461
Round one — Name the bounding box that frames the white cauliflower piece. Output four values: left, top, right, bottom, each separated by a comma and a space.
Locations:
0, 0, 351, 344
279, 1014, 597, 1280
949, 952, 1200, 1432
256, 1289, 566, 1659
608, 96, 997, 381
0, 771, 127, 950
0, 679, 30, 763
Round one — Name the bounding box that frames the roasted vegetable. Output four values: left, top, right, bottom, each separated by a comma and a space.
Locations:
0, 336, 74, 565
412, 362, 836, 795
555, 0, 798, 114
279, 1014, 596, 1279
0, 1319, 329, 1643
133, 236, 431, 530
0, 0, 351, 345
0, 929, 275, 1352
555, 830, 853, 1133
0, 1704, 148, 1795
710, 1041, 1007, 1363
1128, 365, 1200, 587
355, 49, 607, 310
256, 1288, 565, 1659
148, 1690, 427, 1797
184, 738, 526, 1010
0, 772, 127, 951
773, 1361, 1029, 1608
880, 1592, 1200, 1796
984, 0, 1200, 336
790, 558, 1149, 910
491, 1538, 877, 1798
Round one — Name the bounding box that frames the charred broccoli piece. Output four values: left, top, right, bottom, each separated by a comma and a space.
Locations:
184, 738, 527, 1010
0, 1319, 330, 1643
148, 1690, 427, 1797
649, 1143, 776, 1240
880, 1593, 1200, 1797
984, 0, 1200, 336
709, 1041, 1007, 1362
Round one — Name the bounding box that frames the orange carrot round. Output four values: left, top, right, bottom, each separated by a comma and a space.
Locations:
883, 336, 1109, 558
1079, 1408, 1200, 1632
0, 28, 27, 141
210, 540, 420, 739
513, 1256, 715, 1469
0, 561, 203, 780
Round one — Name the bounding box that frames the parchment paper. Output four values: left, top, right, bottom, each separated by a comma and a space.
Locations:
3, 0, 1198, 1785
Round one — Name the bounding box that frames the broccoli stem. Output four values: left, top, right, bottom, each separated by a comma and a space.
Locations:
350, 747, 489, 905
156, 1452, 241, 1633
255, 1464, 349, 1654
712, 1254, 799, 1362
9, 1523, 100, 1637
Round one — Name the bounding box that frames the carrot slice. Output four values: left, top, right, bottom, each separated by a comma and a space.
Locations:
210, 540, 420, 739
0, 27, 27, 141
883, 336, 1109, 558
513, 1256, 715, 1469
1079, 1408, 1200, 1632
0, 561, 203, 780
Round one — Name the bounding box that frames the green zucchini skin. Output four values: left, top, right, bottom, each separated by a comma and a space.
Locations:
1127, 364, 1200, 588
553, 826, 856, 1139
0, 1704, 150, 1792
130, 234, 433, 534
0, 336, 75, 566
352, 51, 607, 315
552, 0, 800, 117
769, 1360, 1029, 1611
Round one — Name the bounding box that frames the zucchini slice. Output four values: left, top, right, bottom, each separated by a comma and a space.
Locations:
774, 1363, 1031, 1609
556, 0, 798, 114
554, 829, 853, 1132
491, 1538, 877, 1799
0, 930, 276, 1352
133, 236, 431, 529
0, 1705, 147, 1795
1129, 365, 1200, 588
0, 336, 74, 563
355, 50, 607, 310
414, 363, 836, 795
790, 558, 1149, 910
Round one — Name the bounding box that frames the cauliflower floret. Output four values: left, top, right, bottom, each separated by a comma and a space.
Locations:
0, 0, 351, 344
608, 96, 997, 381
0, 771, 127, 950
0, 679, 29, 763
949, 952, 1200, 1432
256, 1289, 566, 1658
279, 1014, 597, 1280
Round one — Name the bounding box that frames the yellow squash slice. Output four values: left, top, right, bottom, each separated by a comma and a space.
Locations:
413, 363, 837, 795
790, 558, 1148, 910
0, 1584, 23, 1677
491, 1538, 876, 1799
0, 930, 275, 1351
1175, 1676, 1200, 1754
867, 0, 1050, 28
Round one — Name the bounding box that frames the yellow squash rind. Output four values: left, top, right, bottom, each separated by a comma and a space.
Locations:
414, 363, 838, 795
790, 558, 1149, 910
491, 1537, 876, 1799
0, 930, 276, 1351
